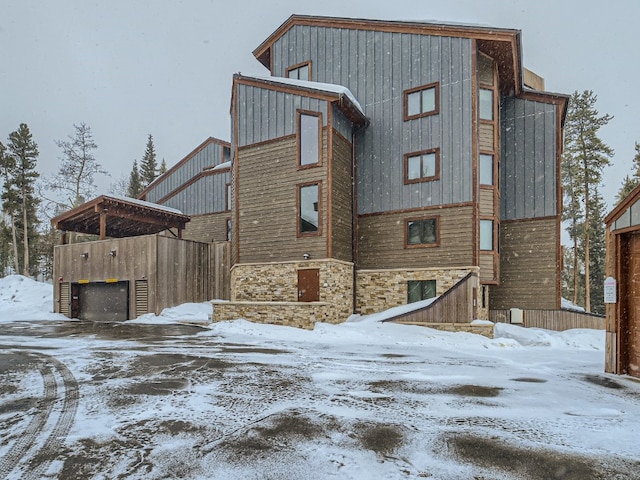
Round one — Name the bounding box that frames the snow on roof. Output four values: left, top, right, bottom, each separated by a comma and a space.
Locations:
250, 75, 365, 116
211, 160, 231, 172
107, 194, 184, 215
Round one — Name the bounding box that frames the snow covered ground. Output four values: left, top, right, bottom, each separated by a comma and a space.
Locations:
0, 275, 639, 479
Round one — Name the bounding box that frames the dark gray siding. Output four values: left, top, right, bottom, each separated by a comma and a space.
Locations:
159, 172, 230, 215
332, 105, 353, 140
500, 97, 557, 220
236, 84, 329, 147
271, 26, 474, 214
145, 141, 225, 203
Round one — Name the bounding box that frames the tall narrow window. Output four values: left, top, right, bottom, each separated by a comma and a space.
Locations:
226, 218, 231, 241
404, 83, 439, 120
406, 217, 439, 247
226, 183, 231, 211
408, 280, 436, 303
287, 62, 311, 81
405, 149, 440, 184
480, 219, 494, 251
298, 111, 321, 167
479, 89, 494, 120
479, 154, 494, 185
299, 183, 320, 235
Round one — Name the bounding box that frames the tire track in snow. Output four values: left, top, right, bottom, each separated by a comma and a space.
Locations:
0, 356, 57, 479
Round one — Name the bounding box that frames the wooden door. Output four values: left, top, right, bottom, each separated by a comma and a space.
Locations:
623, 233, 640, 377
298, 269, 319, 302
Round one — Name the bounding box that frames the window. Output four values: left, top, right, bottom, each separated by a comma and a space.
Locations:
479, 154, 493, 185
287, 62, 311, 81
226, 183, 231, 211
408, 280, 436, 303
405, 149, 439, 183
480, 219, 494, 251
298, 111, 321, 167
479, 88, 494, 120
404, 83, 439, 120
406, 217, 438, 247
298, 183, 320, 235
226, 218, 231, 241
223, 145, 231, 163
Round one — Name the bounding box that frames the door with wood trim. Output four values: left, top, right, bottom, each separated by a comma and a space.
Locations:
298, 269, 319, 302
622, 233, 640, 377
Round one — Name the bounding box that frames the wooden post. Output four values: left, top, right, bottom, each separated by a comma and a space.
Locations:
61, 231, 67, 245
100, 211, 107, 240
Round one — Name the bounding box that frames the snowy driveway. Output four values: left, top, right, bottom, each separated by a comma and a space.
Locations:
1, 318, 639, 479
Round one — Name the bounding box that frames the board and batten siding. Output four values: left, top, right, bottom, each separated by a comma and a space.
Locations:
490, 217, 559, 310
236, 135, 328, 264
145, 140, 227, 207
236, 83, 329, 147
357, 205, 474, 270
157, 171, 230, 215
270, 26, 474, 214
331, 130, 354, 262
500, 96, 557, 220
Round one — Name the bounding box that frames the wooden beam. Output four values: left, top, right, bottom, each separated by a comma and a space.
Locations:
100, 211, 107, 240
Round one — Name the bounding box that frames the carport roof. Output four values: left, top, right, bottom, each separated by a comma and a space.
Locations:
51, 195, 190, 238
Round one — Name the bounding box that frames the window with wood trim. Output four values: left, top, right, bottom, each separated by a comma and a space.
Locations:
297, 111, 322, 168
479, 153, 494, 185
479, 219, 494, 251
226, 218, 231, 241
406, 217, 439, 247
408, 280, 436, 303
405, 148, 440, 184
479, 88, 494, 121
286, 61, 311, 81
226, 183, 231, 211
298, 182, 321, 236
404, 83, 439, 120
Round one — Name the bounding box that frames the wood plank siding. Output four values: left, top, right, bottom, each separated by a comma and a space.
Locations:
490, 309, 605, 331
357, 205, 474, 270
479, 123, 494, 151
237, 134, 328, 264
182, 212, 230, 244
331, 130, 354, 262
490, 217, 559, 310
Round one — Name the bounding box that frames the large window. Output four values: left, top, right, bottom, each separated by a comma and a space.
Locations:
480, 219, 494, 251
287, 62, 311, 81
479, 88, 494, 120
298, 183, 320, 235
406, 217, 439, 247
298, 111, 321, 167
404, 83, 439, 120
479, 154, 493, 185
408, 280, 436, 303
405, 149, 439, 184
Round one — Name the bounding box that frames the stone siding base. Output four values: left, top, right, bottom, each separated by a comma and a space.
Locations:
390, 321, 494, 338
211, 300, 345, 329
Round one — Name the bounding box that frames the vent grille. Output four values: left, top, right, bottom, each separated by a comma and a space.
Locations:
135, 280, 149, 316
59, 283, 71, 317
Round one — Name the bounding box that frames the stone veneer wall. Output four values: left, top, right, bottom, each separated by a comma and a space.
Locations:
214, 259, 354, 327
356, 267, 481, 316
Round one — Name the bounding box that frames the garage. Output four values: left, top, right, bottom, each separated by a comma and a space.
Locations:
72, 281, 129, 321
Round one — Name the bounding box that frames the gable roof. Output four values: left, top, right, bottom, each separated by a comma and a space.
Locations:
51, 195, 190, 238
253, 14, 523, 96
605, 183, 640, 228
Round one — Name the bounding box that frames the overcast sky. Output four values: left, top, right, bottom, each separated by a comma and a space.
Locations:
2, 0, 638, 211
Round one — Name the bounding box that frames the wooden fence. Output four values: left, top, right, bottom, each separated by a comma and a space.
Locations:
489, 309, 605, 331
211, 241, 231, 300
383, 272, 476, 324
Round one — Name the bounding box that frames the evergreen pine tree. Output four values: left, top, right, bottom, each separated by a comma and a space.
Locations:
562, 90, 613, 312
158, 158, 167, 176
588, 189, 607, 315
4, 123, 40, 277
127, 159, 143, 198
139, 134, 158, 187
615, 142, 640, 204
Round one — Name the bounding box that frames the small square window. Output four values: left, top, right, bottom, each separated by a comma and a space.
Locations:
408, 280, 436, 303
405, 149, 439, 183
404, 83, 439, 120
406, 218, 438, 246
286, 62, 311, 81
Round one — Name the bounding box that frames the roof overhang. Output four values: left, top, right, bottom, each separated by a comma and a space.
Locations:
254, 15, 524, 96
51, 195, 190, 238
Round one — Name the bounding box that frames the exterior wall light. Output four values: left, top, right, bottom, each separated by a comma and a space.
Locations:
303, 253, 310, 260
80, 252, 89, 260
108, 250, 117, 257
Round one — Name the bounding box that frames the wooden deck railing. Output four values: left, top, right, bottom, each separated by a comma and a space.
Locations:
489, 309, 605, 331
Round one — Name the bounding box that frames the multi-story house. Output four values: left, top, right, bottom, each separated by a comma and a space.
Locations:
212, 15, 568, 328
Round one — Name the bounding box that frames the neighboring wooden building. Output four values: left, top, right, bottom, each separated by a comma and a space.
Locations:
604, 185, 640, 377
140, 137, 232, 244
214, 15, 568, 328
